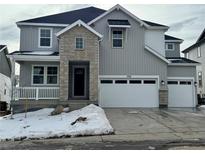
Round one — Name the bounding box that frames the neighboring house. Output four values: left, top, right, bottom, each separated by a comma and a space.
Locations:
8, 5, 199, 112
182, 28, 205, 97
0, 45, 11, 110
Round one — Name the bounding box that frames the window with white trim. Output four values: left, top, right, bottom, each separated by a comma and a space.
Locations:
39, 28, 52, 48
75, 37, 84, 49
33, 66, 44, 84
32, 66, 58, 85
165, 43, 175, 51
197, 47, 201, 58
112, 30, 123, 48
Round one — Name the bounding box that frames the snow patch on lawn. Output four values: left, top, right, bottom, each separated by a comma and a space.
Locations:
0, 104, 114, 141
199, 105, 205, 109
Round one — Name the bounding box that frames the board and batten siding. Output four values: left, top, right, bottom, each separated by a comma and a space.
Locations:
19, 25, 64, 52
93, 9, 167, 83
165, 43, 180, 58
167, 66, 196, 80
19, 61, 60, 87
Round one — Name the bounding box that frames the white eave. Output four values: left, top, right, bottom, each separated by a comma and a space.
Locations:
145, 45, 170, 64
108, 25, 131, 28
16, 22, 68, 27
168, 63, 199, 66
165, 40, 183, 43
56, 20, 103, 38
7, 55, 60, 62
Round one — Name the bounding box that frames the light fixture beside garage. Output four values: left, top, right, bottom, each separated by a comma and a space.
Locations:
161, 80, 165, 85
194, 81, 197, 87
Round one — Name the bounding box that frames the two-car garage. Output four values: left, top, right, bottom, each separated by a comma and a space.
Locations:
99, 77, 159, 108
99, 76, 196, 108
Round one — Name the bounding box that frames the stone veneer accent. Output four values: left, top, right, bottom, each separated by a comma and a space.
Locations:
159, 89, 168, 107
59, 25, 99, 102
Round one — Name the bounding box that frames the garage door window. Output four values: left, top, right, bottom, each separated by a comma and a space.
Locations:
129, 80, 142, 84
179, 81, 191, 85
115, 80, 127, 84
167, 81, 178, 85
144, 80, 156, 84
101, 80, 113, 84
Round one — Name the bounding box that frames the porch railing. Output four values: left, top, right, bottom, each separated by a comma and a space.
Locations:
13, 87, 60, 100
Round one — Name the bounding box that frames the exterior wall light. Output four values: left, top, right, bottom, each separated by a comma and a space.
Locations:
194, 81, 197, 87
161, 80, 165, 85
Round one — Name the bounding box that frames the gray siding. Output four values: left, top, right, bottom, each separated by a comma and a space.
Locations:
93, 9, 167, 83
167, 66, 196, 80
19, 61, 59, 87
165, 42, 180, 58
0, 49, 11, 77
19, 25, 64, 52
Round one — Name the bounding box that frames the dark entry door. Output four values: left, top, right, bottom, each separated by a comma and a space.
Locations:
73, 67, 86, 97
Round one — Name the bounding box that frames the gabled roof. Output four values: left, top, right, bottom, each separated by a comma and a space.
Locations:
196, 28, 205, 43
182, 28, 205, 53
56, 20, 103, 38
165, 35, 183, 41
17, 6, 106, 25
88, 4, 169, 30
0, 45, 6, 52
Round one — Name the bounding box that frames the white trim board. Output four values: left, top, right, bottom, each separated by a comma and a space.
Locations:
7, 55, 60, 62
145, 45, 170, 64
38, 27, 53, 48
56, 20, 103, 38
17, 22, 68, 27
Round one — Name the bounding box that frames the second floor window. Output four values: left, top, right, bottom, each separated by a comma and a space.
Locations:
39, 28, 52, 48
112, 30, 123, 48
75, 37, 84, 49
197, 47, 201, 58
165, 43, 174, 51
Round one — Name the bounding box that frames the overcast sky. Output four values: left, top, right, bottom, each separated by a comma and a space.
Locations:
0, 4, 205, 53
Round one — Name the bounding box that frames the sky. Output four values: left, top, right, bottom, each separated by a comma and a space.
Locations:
0, 4, 205, 54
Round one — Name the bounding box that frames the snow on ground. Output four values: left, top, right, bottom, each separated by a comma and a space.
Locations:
0, 104, 114, 141
199, 105, 205, 109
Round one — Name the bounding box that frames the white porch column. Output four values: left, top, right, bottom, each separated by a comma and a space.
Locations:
10, 56, 16, 117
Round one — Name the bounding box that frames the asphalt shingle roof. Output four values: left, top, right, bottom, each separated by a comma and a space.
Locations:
18, 6, 168, 28
165, 35, 182, 41
18, 7, 106, 24
0, 45, 6, 51
166, 57, 199, 64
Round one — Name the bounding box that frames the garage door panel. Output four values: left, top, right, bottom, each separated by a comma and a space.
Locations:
168, 79, 194, 108
99, 79, 159, 108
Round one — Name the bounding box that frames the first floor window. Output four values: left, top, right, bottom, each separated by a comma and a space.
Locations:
32, 66, 58, 85
75, 37, 84, 49
39, 28, 52, 47
198, 71, 202, 87
33, 66, 44, 84
47, 66, 58, 84
112, 30, 123, 48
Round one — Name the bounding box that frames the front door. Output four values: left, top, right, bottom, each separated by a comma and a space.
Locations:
72, 66, 87, 98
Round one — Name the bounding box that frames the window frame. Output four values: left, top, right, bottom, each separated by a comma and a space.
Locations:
112, 29, 123, 48
197, 47, 201, 58
198, 71, 203, 87
165, 43, 175, 51
38, 28, 53, 48
31, 65, 59, 86
75, 37, 84, 50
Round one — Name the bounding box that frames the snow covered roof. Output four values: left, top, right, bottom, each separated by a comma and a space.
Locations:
8, 51, 59, 56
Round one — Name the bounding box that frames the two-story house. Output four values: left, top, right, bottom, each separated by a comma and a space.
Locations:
182, 28, 205, 97
8, 5, 199, 113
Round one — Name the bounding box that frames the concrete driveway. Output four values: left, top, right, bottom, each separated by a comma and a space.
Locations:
104, 108, 205, 141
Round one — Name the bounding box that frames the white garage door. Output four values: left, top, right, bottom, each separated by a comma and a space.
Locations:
99, 78, 159, 108
168, 79, 195, 107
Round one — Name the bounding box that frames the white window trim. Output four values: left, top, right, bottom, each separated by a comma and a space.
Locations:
165, 43, 175, 51
197, 47, 201, 58
75, 37, 84, 50
31, 65, 59, 86
112, 29, 123, 48
38, 28, 53, 48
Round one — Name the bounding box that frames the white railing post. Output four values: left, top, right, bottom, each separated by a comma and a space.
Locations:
36, 87, 39, 100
